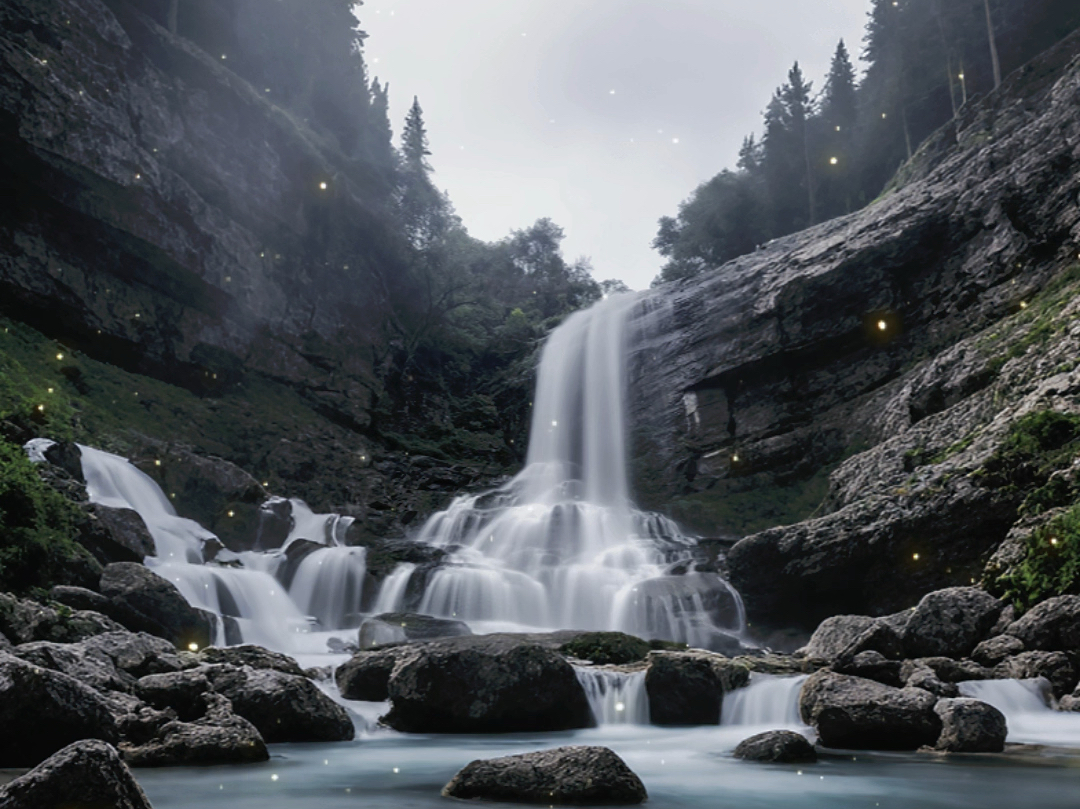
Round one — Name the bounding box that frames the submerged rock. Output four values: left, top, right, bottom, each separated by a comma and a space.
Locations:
0, 740, 153, 809
0, 652, 119, 766
357, 612, 472, 649
934, 698, 1007, 753
733, 730, 818, 763
799, 670, 941, 750
382, 635, 592, 733
442, 745, 647, 805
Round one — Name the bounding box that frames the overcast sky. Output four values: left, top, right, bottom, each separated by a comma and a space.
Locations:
360, 1, 869, 290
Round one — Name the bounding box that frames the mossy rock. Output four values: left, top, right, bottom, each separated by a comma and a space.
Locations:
560, 632, 651, 665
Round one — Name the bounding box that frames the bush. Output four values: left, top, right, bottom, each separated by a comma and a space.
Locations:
995, 503, 1080, 612
978, 410, 1080, 514
0, 438, 99, 593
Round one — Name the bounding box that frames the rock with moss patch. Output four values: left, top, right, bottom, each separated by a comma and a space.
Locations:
560, 632, 651, 665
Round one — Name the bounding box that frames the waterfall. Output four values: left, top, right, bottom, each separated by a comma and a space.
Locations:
959, 679, 1080, 746
721, 675, 809, 729
401, 293, 746, 648
574, 666, 650, 725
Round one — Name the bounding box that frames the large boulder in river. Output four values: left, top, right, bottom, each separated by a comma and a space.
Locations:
358, 612, 472, 649
99, 562, 215, 648
382, 635, 592, 733
0, 740, 153, 809
0, 652, 119, 766
1005, 595, 1080, 652
804, 615, 902, 661
442, 746, 647, 805
335, 646, 416, 701
733, 730, 817, 763
203, 665, 354, 742
83, 503, 156, 563
13, 640, 133, 693
900, 587, 1003, 659
799, 670, 941, 750
644, 650, 738, 725
934, 698, 1007, 753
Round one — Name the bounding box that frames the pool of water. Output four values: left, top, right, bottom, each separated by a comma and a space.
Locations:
134, 721, 1080, 809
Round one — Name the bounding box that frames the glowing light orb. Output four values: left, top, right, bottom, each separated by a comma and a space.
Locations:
56, 353, 64, 360
912, 553, 920, 561
830, 157, 838, 165
319, 182, 328, 190
877, 320, 888, 331
188, 642, 199, 651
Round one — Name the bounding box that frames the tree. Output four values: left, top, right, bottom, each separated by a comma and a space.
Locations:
402, 96, 432, 173
368, 78, 396, 172
819, 41, 859, 217
397, 98, 447, 247
984, 0, 1002, 88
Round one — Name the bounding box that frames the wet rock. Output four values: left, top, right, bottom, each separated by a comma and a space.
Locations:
382, 635, 592, 734
49, 585, 113, 614
255, 497, 294, 551
80, 631, 187, 678
972, 635, 1025, 667
13, 641, 132, 693
900, 661, 959, 698
335, 646, 416, 701
733, 730, 817, 763
644, 650, 745, 725
0, 740, 153, 809
833, 651, 903, 687
901, 588, 1003, 659
197, 645, 306, 677
0, 651, 119, 766
120, 692, 268, 767
0, 592, 124, 644
909, 657, 993, 684
799, 670, 941, 750
99, 562, 214, 648
43, 441, 86, 483
803, 615, 879, 660
442, 745, 647, 805
83, 504, 156, 564
1059, 683, 1080, 712
136, 670, 213, 721
358, 612, 472, 650
1005, 596, 1080, 652
995, 651, 1077, 698
934, 698, 1007, 752
203, 665, 354, 742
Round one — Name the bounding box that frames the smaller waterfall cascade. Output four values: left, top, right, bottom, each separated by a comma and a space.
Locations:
959, 679, 1080, 746
721, 675, 809, 729
574, 667, 650, 725
392, 294, 746, 648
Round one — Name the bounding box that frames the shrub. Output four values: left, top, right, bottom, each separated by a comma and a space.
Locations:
995, 503, 1080, 612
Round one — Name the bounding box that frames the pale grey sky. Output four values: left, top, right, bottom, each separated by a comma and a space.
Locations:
361, 1, 869, 289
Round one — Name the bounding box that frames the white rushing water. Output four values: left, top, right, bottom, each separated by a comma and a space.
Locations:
721, 674, 809, 730
959, 678, 1080, 746
574, 667, 650, 725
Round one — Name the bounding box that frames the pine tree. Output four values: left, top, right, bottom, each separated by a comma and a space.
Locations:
820, 41, 859, 217
402, 96, 432, 174
368, 78, 396, 172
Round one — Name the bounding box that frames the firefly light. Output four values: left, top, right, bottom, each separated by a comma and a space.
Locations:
56, 352, 64, 360
830, 157, 838, 165
319, 182, 328, 190
878, 320, 888, 331
188, 642, 199, 651
913, 553, 920, 560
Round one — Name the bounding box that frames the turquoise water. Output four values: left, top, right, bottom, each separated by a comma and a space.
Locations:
134, 723, 1080, 809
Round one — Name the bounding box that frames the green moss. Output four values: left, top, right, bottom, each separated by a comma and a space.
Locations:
0, 438, 98, 593
994, 502, 1080, 612
560, 632, 651, 665
979, 263, 1080, 369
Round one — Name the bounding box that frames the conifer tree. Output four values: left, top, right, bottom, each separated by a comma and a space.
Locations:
402, 96, 432, 174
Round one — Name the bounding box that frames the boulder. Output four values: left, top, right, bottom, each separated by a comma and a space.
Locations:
900, 661, 959, 698
995, 651, 1077, 698
442, 746, 647, 805
644, 651, 734, 725
934, 698, 1007, 752
0, 652, 119, 766
203, 665, 354, 742
971, 635, 1025, 667
136, 670, 213, 720
83, 503, 156, 564
120, 692, 268, 767
901, 588, 1003, 659
1059, 683, 1080, 712
799, 670, 941, 750
1005, 596, 1080, 652
907, 657, 993, 684
99, 562, 214, 648
14, 641, 132, 693
197, 645, 306, 677
43, 441, 86, 482
833, 651, 903, 687
49, 585, 114, 614
733, 730, 817, 763
0, 592, 124, 644
0, 740, 153, 809
558, 631, 651, 665
335, 646, 416, 701
382, 635, 592, 733
81, 631, 188, 678
358, 612, 472, 649
803, 615, 878, 660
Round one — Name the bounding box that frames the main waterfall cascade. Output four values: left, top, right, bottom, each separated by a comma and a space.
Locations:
64, 292, 745, 656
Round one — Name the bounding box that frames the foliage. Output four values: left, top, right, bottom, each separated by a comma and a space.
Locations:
994, 502, 1080, 611
559, 632, 651, 665
0, 438, 95, 594
653, 1, 1080, 285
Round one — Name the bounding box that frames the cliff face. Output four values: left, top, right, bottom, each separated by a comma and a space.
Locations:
628, 32, 1080, 630
0, 0, 394, 428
